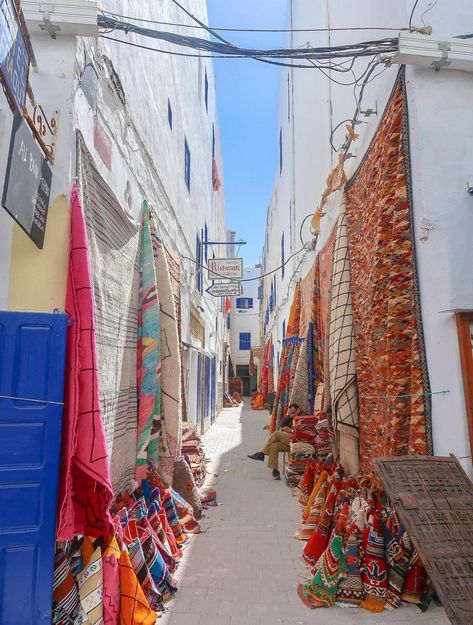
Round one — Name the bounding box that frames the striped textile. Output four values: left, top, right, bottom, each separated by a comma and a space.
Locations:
76, 543, 104, 625
118, 548, 157, 625
77, 133, 140, 495
53, 548, 80, 625
128, 538, 161, 610
103, 538, 120, 625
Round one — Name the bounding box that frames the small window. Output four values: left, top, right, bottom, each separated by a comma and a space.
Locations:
212, 123, 215, 158
279, 127, 283, 173
236, 298, 253, 310
281, 233, 285, 279
227, 315, 231, 330
168, 99, 173, 129
195, 233, 203, 293
204, 70, 209, 111
185, 138, 191, 191
239, 332, 251, 351
273, 275, 277, 305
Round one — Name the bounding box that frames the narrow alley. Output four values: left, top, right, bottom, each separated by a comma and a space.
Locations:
162, 403, 449, 625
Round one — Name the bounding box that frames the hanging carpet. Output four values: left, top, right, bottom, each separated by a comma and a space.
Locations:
344, 70, 432, 476
328, 209, 360, 475
77, 133, 140, 494
57, 184, 113, 541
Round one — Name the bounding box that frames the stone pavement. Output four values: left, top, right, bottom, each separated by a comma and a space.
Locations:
161, 401, 449, 625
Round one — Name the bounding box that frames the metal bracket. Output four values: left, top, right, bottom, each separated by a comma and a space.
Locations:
360, 102, 378, 117
24, 105, 59, 163
38, 5, 61, 38
467, 182, 473, 196
432, 42, 451, 71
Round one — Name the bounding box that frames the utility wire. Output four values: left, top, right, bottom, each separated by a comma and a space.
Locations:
98, 10, 407, 34
182, 242, 314, 283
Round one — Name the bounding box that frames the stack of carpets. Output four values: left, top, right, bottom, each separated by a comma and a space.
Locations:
295, 459, 434, 614
52, 478, 199, 625
181, 423, 207, 488
314, 413, 335, 458
285, 415, 323, 487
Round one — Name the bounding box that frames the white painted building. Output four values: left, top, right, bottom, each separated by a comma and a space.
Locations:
261, 0, 473, 473
230, 265, 261, 396
0, 0, 227, 430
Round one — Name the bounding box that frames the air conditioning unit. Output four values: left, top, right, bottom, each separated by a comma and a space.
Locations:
21, 0, 98, 37
393, 31, 473, 72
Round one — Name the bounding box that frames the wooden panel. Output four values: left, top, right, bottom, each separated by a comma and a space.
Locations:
375, 455, 473, 625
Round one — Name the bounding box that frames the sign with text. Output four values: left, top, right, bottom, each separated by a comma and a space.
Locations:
206, 282, 242, 297
2, 112, 53, 249
0, 0, 29, 111
207, 257, 243, 281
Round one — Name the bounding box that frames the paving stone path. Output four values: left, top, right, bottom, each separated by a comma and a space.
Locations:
162, 402, 449, 625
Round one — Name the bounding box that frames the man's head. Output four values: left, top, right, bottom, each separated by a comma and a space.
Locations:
288, 403, 300, 417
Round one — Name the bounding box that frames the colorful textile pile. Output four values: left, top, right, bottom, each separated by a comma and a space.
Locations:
295, 458, 429, 614
181, 423, 207, 488
53, 477, 201, 624
285, 415, 318, 486
344, 73, 432, 475
57, 183, 114, 541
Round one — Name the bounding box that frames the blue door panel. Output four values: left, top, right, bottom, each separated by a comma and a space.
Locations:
0, 311, 67, 625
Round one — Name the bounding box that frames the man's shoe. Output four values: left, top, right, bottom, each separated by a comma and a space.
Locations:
272, 469, 281, 480
247, 452, 265, 461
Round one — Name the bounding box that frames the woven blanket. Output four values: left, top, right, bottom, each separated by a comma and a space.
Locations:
57, 184, 113, 541
319, 227, 337, 409
78, 134, 140, 494
289, 335, 311, 414
136, 200, 162, 480
328, 210, 359, 474
150, 209, 182, 486
345, 71, 432, 475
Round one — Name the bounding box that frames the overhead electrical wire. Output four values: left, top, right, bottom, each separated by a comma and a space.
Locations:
98, 9, 407, 35
97, 15, 399, 64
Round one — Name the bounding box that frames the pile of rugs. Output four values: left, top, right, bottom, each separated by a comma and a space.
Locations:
285, 415, 318, 486
294, 455, 436, 613
52, 472, 201, 625
181, 423, 207, 489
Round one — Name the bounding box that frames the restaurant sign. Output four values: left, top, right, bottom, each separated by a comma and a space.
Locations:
0, 0, 29, 111
207, 257, 243, 281
2, 112, 52, 249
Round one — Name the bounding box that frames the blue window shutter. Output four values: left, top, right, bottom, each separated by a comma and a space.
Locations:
239, 332, 251, 350
205, 71, 209, 111
168, 99, 173, 129
185, 139, 191, 191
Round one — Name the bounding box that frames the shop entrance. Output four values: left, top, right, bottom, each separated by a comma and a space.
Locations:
236, 364, 257, 397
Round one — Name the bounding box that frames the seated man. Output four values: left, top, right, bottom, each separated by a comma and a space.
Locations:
248, 403, 301, 480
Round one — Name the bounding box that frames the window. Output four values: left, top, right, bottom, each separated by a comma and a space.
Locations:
457, 312, 473, 459
184, 138, 191, 191
167, 99, 173, 129
212, 123, 215, 158
236, 298, 254, 310
257, 285, 263, 301
281, 233, 285, 279
239, 332, 251, 351
227, 314, 231, 330
279, 127, 283, 173
273, 275, 277, 306
195, 233, 203, 293
204, 70, 209, 111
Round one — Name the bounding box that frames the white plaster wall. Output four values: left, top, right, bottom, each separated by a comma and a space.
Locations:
262, 0, 473, 470
230, 266, 261, 365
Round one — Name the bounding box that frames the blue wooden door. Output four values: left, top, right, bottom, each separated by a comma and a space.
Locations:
0, 311, 67, 625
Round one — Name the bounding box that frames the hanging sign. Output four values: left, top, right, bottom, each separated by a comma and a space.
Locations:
2, 111, 53, 249
0, 0, 30, 112
206, 282, 242, 297
207, 257, 243, 281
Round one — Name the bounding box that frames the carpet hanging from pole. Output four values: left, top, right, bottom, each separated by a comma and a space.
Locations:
77, 133, 140, 494
344, 70, 432, 476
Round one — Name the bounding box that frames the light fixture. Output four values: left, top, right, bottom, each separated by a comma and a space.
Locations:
22, 0, 99, 36
393, 32, 473, 73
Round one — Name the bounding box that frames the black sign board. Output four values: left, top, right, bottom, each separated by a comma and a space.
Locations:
2, 112, 52, 249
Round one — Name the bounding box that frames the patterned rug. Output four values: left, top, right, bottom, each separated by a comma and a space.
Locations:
77, 134, 140, 494
328, 209, 359, 474
344, 70, 432, 475
319, 227, 337, 409
150, 208, 182, 486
